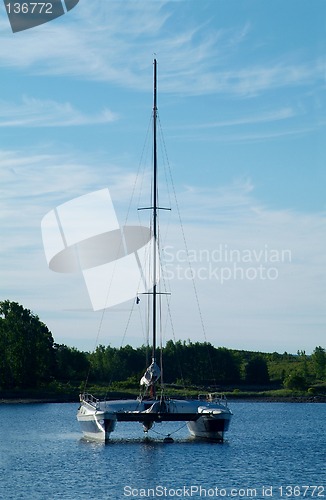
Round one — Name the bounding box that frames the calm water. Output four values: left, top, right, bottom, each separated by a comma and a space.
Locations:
0, 402, 325, 499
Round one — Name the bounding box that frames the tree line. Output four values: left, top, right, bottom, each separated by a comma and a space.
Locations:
0, 301, 325, 391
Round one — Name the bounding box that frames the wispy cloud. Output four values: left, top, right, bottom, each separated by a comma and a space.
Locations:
223, 58, 326, 96
0, 96, 118, 127
0, 2, 171, 88
173, 107, 296, 131
1, 146, 325, 352
161, 181, 326, 352
0, 1, 323, 96
0, 147, 145, 233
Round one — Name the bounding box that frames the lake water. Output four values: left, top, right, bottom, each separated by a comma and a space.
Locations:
0, 402, 325, 499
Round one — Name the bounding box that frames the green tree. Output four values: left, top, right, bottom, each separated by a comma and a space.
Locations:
283, 372, 307, 391
245, 356, 270, 385
161, 341, 241, 386
0, 300, 55, 388
54, 344, 89, 381
311, 346, 326, 381
89, 345, 113, 382
212, 347, 241, 385
161, 340, 181, 384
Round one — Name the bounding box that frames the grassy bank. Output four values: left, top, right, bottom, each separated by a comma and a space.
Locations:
1, 382, 326, 403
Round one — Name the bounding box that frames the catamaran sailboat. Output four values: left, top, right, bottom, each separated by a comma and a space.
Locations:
77, 60, 232, 442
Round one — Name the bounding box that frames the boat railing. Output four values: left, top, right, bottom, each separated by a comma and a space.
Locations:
80, 393, 101, 409
198, 393, 228, 406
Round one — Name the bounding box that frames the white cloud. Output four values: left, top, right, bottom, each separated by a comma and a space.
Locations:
223, 58, 326, 96
177, 107, 295, 130
0, 96, 118, 127
159, 183, 326, 353
0, 1, 323, 96
1, 149, 324, 353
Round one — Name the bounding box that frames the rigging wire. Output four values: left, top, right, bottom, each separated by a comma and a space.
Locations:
157, 114, 217, 388
159, 291, 164, 386
159, 274, 186, 391
149, 421, 188, 438
82, 114, 153, 393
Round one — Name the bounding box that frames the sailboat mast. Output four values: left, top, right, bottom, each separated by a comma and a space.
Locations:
152, 58, 158, 364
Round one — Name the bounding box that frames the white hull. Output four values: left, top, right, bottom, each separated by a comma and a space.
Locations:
77, 399, 117, 441
77, 393, 232, 442
187, 407, 232, 441
76, 62, 233, 445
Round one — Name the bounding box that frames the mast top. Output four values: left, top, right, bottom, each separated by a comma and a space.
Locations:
153, 59, 157, 111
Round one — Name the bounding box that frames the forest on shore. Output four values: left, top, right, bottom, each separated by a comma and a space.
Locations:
0, 301, 325, 399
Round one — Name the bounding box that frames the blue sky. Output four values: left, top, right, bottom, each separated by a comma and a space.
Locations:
0, 0, 325, 354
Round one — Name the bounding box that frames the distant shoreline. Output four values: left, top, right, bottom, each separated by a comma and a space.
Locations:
229, 395, 326, 403
1, 395, 325, 404
0, 397, 78, 404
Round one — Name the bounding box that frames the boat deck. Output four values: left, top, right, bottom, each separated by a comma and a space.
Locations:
115, 412, 201, 423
